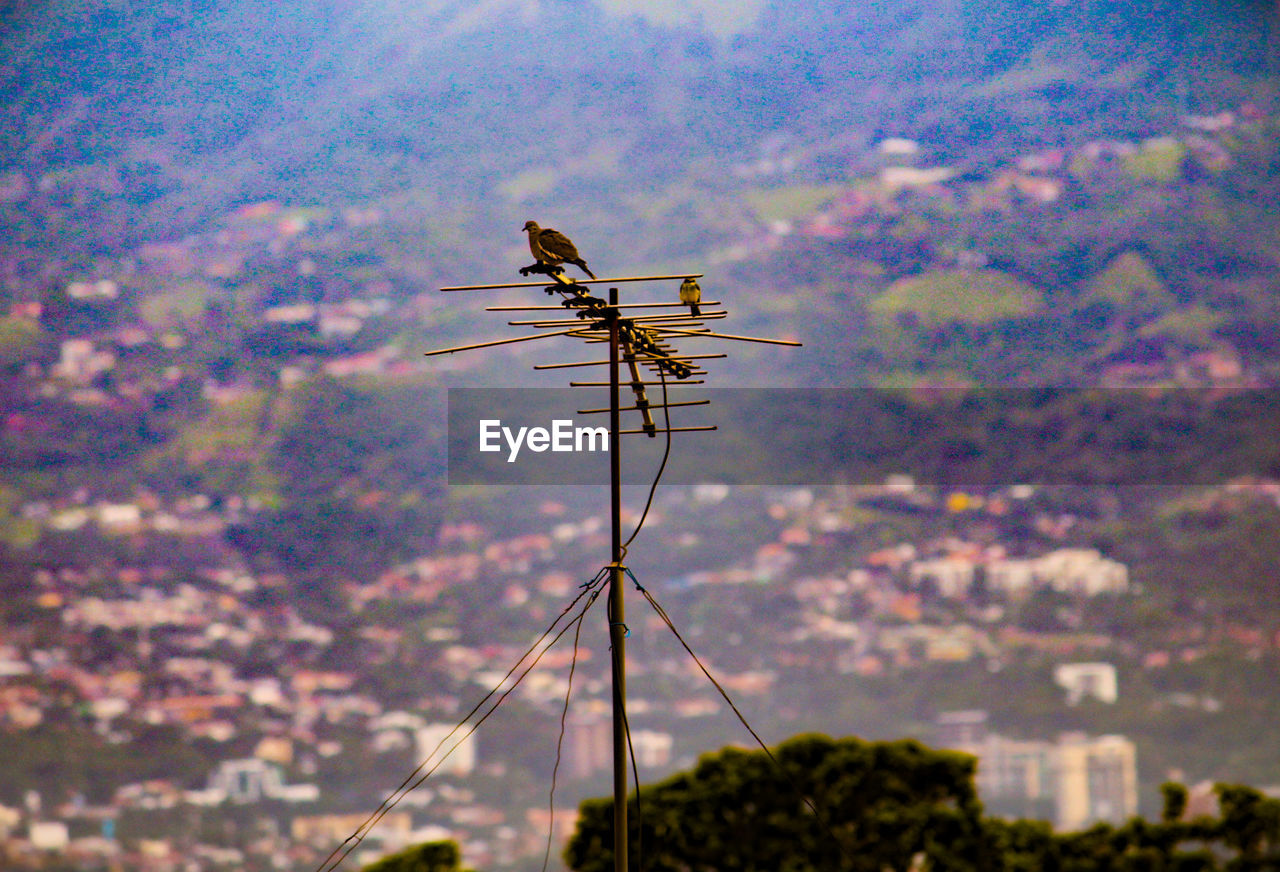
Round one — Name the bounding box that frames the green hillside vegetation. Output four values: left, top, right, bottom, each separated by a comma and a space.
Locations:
1080, 251, 1173, 312
1137, 305, 1225, 346
0, 316, 43, 369
870, 269, 1043, 328
0, 484, 40, 548
1121, 138, 1189, 183
137, 280, 220, 327
745, 185, 846, 223
153, 389, 281, 500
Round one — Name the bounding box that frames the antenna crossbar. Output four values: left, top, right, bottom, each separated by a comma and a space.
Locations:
642, 353, 725, 362
512, 318, 610, 327
578, 399, 711, 414
626, 312, 727, 323
485, 300, 722, 312
534, 353, 725, 371
620, 425, 718, 435
441, 273, 703, 292
651, 326, 803, 347
423, 327, 585, 356
532, 359, 613, 370
570, 379, 705, 387
507, 312, 725, 327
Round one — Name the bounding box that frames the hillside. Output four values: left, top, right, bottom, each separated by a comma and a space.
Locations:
2, 0, 1275, 261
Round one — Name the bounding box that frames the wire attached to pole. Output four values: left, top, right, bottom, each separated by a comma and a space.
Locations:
625, 568, 856, 867
314, 570, 609, 872
540, 578, 599, 872
619, 365, 672, 562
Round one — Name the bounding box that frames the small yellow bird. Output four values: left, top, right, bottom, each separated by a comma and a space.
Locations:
679, 277, 702, 317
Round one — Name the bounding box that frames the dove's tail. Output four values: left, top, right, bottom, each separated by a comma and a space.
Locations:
573, 260, 597, 280
691, 303, 701, 317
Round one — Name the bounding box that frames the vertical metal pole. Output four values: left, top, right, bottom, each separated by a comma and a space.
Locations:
608, 287, 628, 872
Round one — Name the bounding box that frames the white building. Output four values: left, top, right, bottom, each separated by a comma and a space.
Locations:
1054, 662, 1119, 705
985, 558, 1037, 596
909, 557, 976, 598
937, 715, 1137, 830
414, 724, 477, 777
630, 730, 674, 769
1036, 549, 1129, 596
206, 759, 318, 804
53, 339, 115, 383
1055, 733, 1138, 830
29, 821, 71, 851
986, 549, 1128, 598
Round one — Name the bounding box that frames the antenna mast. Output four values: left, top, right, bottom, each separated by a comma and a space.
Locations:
428, 260, 799, 872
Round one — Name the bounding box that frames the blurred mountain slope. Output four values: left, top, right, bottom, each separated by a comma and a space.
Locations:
4, 0, 1274, 255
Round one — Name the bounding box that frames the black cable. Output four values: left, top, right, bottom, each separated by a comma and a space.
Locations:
619, 683, 644, 872
625, 569, 855, 867
619, 363, 672, 561
540, 586, 594, 872
315, 570, 609, 872
335, 579, 608, 872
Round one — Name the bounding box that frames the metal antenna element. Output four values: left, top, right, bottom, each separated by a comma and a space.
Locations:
426, 258, 800, 872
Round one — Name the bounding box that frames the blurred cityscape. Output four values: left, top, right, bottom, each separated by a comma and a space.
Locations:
2, 1, 1280, 870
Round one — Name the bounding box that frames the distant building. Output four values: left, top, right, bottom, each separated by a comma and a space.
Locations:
909, 557, 976, 598
1053, 662, 1119, 705
935, 710, 989, 747
630, 730, 674, 769
878, 137, 921, 156
566, 713, 612, 778
206, 759, 318, 804
986, 549, 1128, 598
1036, 549, 1129, 596
880, 166, 956, 189
263, 303, 317, 324
0, 805, 20, 839
29, 821, 70, 851
985, 558, 1037, 596
937, 713, 1137, 829
1055, 733, 1137, 830
292, 812, 412, 847
53, 339, 115, 383
415, 724, 477, 777
66, 280, 119, 300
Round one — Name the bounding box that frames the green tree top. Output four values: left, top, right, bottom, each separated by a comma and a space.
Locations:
565, 733, 992, 872
360, 840, 466, 872
566, 734, 1280, 872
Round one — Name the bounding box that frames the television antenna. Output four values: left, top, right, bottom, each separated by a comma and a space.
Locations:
427, 262, 800, 872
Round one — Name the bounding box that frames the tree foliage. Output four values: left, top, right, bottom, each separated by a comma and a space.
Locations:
360, 840, 465, 872
566, 735, 1280, 872
565, 733, 992, 872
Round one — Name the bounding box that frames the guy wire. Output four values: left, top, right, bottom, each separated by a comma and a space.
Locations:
625, 568, 855, 866
315, 569, 610, 872
540, 578, 599, 872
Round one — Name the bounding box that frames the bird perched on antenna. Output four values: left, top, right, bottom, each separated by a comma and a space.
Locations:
679, 276, 702, 317
521, 221, 597, 279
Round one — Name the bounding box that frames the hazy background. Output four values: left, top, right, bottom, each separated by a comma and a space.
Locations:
2, 1, 1280, 870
